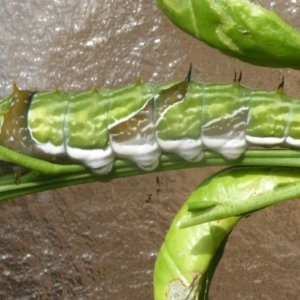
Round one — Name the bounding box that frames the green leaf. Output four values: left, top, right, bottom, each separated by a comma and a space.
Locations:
156, 0, 300, 69
154, 166, 300, 299
179, 167, 300, 228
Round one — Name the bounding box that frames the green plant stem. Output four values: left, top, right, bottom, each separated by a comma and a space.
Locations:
1, 149, 300, 202
0, 148, 300, 201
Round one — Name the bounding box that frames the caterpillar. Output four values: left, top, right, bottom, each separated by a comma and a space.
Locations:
0, 65, 298, 180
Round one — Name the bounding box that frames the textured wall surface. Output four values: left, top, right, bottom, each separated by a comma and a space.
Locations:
0, 0, 300, 299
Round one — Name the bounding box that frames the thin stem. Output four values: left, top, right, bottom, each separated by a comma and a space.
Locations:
1, 149, 300, 202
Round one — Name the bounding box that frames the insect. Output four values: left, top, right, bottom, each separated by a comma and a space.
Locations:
0, 65, 299, 182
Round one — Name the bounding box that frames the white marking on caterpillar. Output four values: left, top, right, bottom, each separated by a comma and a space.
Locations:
202, 106, 249, 159
34, 141, 65, 155
156, 137, 203, 162
66, 145, 115, 174
285, 136, 300, 147
245, 136, 285, 145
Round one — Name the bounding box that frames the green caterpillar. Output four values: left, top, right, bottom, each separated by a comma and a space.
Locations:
0, 66, 299, 181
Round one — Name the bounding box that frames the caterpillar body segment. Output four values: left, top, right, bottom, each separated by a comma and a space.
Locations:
0, 71, 299, 177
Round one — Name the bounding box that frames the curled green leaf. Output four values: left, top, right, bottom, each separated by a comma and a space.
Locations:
156, 0, 300, 69
179, 167, 300, 228
154, 166, 300, 299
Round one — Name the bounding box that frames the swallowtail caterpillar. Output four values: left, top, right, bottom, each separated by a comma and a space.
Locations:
0, 65, 297, 182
